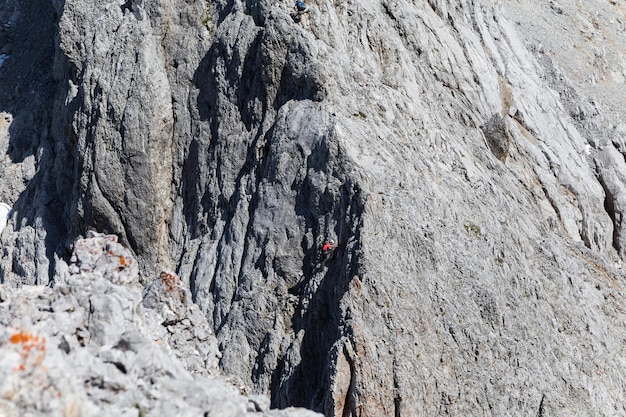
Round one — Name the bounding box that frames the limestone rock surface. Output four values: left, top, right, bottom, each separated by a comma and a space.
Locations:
0, 232, 318, 417
1, 0, 626, 415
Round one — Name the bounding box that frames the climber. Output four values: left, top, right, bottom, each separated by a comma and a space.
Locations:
321, 238, 338, 256
292, 0, 309, 23
294, 0, 308, 13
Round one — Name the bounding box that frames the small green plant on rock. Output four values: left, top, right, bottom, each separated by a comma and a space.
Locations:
464, 222, 481, 237
200, 0, 212, 27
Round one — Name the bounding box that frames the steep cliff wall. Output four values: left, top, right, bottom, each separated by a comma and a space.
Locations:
1, 0, 626, 415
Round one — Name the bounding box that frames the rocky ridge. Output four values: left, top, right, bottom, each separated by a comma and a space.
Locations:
0, 232, 319, 417
1, 0, 626, 415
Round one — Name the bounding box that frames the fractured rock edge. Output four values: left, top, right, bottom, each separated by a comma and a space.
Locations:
0, 232, 320, 417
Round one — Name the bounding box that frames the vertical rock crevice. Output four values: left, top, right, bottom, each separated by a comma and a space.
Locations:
0, 0, 69, 285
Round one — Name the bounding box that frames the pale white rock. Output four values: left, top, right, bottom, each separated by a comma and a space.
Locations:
0, 203, 10, 235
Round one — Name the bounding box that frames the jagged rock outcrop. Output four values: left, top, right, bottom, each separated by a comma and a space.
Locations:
1, 0, 626, 415
0, 232, 319, 417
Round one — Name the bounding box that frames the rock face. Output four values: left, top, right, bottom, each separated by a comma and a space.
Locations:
1, 0, 626, 416
0, 232, 319, 417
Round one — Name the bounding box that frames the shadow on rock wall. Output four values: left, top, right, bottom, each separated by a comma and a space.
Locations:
187, 10, 353, 412
273, 172, 365, 412
188, 10, 324, 237
0, 0, 72, 284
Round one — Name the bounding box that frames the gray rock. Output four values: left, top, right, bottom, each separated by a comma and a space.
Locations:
180, 1, 626, 415
66, 231, 139, 285
142, 269, 222, 376
0, 233, 316, 416
1, 0, 626, 416
481, 113, 511, 162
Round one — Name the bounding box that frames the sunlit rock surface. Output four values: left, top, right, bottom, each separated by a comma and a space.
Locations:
1, 0, 626, 415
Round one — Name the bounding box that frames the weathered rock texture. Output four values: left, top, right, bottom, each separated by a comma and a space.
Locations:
0, 232, 319, 417
1, 0, 626, 415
